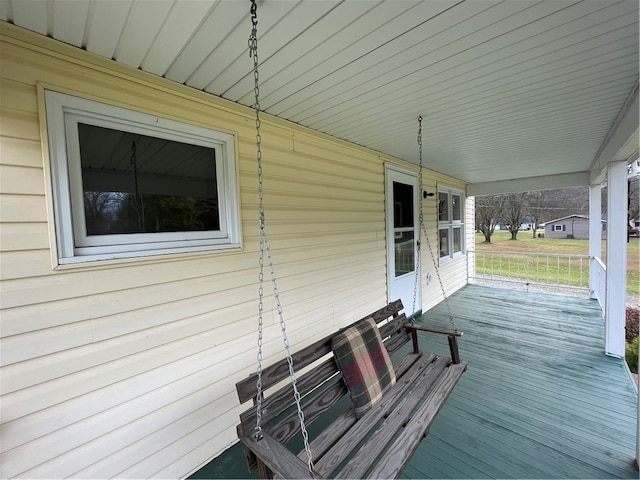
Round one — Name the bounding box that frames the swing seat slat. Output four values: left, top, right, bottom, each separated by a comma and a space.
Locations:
235, 300, 466, 479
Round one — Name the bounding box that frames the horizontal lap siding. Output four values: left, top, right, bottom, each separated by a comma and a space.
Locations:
0, 24, 468, 479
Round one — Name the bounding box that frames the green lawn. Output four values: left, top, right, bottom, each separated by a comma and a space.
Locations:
474, 230, 639, 295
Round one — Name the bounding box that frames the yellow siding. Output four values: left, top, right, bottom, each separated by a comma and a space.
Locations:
0, 23, 469, 478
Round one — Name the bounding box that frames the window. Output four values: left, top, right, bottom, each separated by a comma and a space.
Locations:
45, 90, 239, 264
438, 186, 464, 261
553, 224, 566, 232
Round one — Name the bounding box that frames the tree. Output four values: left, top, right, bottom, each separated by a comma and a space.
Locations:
628, 174, 639, 221
503, 193, 526, 240
523, 190, 546, 238
475, 194, 504, 243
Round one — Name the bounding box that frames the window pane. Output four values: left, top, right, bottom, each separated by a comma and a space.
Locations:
439, 228, 449, 258
393, 181, 414, 228
78, 123, 219, 236
452, 194, 461, 221
453, 227, 461, 253
438, 191, 449, 222
394, 231, 414, 277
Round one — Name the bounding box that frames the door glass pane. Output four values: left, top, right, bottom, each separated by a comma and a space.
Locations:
439, 228, 449, 258
452, 194, 461, 221
438, 191, 449, 221
453, 227, 461, 253
78, 123, 219, 236
393, 181, 414, 228
395, 230, 414, 277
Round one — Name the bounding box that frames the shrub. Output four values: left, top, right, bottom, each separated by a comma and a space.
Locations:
626, 337, 638, 374
625, 307, 639, 343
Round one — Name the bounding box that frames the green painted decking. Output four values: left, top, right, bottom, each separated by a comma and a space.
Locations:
191, 285, 638, 479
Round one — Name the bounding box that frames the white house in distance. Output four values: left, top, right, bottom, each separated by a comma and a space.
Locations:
544, 214, 606, 240
0, 1, 638, 478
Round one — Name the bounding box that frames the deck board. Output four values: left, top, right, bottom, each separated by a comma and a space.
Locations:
190, 285, 638, 479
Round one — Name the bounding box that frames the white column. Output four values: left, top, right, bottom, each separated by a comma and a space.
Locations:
589, 184, 602, 299
604, 161, 628, 358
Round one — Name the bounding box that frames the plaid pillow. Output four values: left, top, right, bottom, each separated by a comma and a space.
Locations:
332, 317, 396, 418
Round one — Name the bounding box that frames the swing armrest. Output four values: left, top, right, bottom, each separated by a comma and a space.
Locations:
403, 324, 463, 364
403, 324, 462, 337
240, 429, 319, 479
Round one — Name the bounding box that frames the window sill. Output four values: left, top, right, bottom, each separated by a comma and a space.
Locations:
439, 251, 466, 265
52, 243, 243, 271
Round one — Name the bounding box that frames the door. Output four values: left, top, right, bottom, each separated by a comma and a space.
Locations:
386, 167, 420, 316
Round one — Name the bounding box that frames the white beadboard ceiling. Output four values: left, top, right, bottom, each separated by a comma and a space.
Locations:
2, 0, 638, 189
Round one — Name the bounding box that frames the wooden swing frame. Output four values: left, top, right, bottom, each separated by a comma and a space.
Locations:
235, 300, 466, 479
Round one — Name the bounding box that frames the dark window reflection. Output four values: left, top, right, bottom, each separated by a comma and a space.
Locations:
78, 123, 219, 236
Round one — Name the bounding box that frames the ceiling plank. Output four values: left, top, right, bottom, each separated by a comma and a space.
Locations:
188, 0, 304, 91
310, 0, 633, 132
0, 1, 11, 22
258, 0, 461, 111
114, 0, 174, 68
321, 39, 638, 145
10, 0, 48, 35
163, 0, 245, 84
235, 0, 422, 107
332, 62, 639, 138
85, 0, 133, 59
276, 0, 550, 119
52, 0, 90, 48
590, 82, 639, 180
211, 0, 345, 96
295, 4, 638, 129
222, 0, 385, 101
140, 0, 217, 76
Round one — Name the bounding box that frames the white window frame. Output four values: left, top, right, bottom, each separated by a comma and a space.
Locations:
438, 185, 465, 262
553, 224, 566, 232
45, 90, 240, 264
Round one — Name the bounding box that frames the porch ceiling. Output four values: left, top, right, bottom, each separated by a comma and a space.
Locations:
2, 0, 638, 188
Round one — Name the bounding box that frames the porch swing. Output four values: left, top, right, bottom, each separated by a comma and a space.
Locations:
235, 2, 466, 478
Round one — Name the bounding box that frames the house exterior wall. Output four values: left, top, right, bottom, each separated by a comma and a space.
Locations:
0, 24, 468, 478
544, 217, 602, 240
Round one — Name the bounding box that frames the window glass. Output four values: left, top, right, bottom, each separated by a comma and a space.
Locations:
78, 123, 219, 236
394, 231, 415, 277
438, 191, 449, 222
453, 227, 461, 253
393, 181, 414, 228
439, 228, 449, 258
452, 194, 461, 221
438, 186, 464, 261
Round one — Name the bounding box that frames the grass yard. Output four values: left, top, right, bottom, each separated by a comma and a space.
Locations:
474, 231, 639, 296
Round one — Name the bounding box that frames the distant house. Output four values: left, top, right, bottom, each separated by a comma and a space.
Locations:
543, 215, 605, 239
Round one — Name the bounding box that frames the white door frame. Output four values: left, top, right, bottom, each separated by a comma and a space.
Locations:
385, 165, 421, 316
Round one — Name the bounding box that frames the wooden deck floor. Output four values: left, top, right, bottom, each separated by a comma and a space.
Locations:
191, 285, 638, 479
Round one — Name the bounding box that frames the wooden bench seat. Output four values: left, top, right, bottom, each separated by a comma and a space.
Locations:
235, 300, 467, 479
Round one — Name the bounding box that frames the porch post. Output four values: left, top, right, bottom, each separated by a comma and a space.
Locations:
604, 160, 627, 358
588, 184, 602, 300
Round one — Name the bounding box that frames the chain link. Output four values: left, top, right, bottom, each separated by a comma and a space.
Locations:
249, 0, 314, 472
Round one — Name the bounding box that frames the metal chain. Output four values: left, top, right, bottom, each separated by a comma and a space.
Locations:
414, 116, 458, 332
248, 0, 314, 472
411, 117, 424, 322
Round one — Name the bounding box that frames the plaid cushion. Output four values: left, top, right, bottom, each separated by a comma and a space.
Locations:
332, 317, 396, 418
